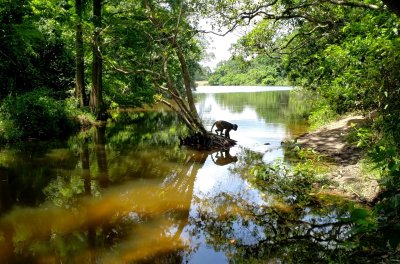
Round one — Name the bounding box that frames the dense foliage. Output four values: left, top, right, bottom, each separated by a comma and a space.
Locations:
0, 0, 207, 141
0, 0, 74, 98
208, 55, 288, 85
0, 89, 76, 141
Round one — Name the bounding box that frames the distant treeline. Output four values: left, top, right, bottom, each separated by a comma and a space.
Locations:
206, 55, 288, 86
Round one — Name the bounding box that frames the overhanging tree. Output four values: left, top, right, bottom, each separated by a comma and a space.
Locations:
105, 2, 202, 132
197, 0, 400, 115
102, 0, 236, 148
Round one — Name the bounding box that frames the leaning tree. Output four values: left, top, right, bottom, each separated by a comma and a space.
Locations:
104, 0, 235, 149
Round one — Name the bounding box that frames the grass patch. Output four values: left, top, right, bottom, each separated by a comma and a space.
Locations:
308, 104, 338, 130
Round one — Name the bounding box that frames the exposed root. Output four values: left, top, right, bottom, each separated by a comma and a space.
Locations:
179, 132, 237, 150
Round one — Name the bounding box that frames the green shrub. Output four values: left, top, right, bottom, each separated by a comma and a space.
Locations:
308, 104, 338, 130
0, 89, 77, 142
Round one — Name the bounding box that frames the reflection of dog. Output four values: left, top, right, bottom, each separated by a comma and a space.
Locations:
211, 149, 238, 166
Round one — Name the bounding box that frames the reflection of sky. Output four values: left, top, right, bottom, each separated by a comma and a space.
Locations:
185, 89, 295, 263
194, 156, 265, 204
196, 93, 287, 163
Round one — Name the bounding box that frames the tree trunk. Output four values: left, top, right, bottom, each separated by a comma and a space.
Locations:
75, 0, 86, 107
90, 0, 105, 120
173, 42, 207, 135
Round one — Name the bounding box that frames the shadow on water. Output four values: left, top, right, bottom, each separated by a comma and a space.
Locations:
0, 92, 384, 263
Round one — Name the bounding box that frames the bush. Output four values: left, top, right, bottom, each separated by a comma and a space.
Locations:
0, 89, 77, 142
308, 104, 338, 130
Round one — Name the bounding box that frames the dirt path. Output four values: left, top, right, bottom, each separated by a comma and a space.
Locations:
296, 114, 380, 203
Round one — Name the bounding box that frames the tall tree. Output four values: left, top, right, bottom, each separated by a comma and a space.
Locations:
90, 0, 104, 119
75, 0, 86, 107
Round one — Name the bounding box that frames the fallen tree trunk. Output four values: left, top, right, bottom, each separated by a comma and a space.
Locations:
180, 132, 237, 150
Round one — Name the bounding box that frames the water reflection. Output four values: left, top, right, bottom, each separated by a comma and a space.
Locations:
210, 149, 238, 166
188, 191, 355, 263
0, 113, 194, 263
0, 143, 190, 262
196, 90, 309, 163
0, 89, 369, 263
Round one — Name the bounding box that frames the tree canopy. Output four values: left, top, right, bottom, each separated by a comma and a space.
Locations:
1, 0, 400, 142
206, 0, 400, 121
0, 0, 211, 137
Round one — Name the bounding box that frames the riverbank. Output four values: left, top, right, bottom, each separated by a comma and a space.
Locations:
296, 114, 380, 203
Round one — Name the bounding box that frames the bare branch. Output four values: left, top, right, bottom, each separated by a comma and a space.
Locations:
278, 24, 329, 51
109, 63, 164, 80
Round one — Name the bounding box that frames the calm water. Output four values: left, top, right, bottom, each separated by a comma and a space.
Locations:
0, 86, 363, 263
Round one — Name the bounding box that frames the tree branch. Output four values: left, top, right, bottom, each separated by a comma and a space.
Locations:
159, 98, 194, 130
326, 0, 379, 10
278, 24, 329, 51
198, 0, 380, 38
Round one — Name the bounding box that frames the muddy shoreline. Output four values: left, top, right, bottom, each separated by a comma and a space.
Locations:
295, 114, 380, 203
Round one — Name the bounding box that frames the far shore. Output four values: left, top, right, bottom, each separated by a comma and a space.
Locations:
195, 80, 209, 86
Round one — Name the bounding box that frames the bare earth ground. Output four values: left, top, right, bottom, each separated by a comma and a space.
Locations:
296, 114, 380, 203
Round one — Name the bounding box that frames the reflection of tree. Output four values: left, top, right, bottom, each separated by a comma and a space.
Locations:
81, 138, 96, 263
185, 145, 369, 263
0, 167, 13, 260
0, 142, 80, 261
215, 91, 290, 116
230, 146, 264, 176
73, 149, 208, 263
164, 150, 208, 233
106, 111, 186, 150
0, 142, 79, 207
0, 115, 209, 263
94, 126, 110, 187
81, 138, 91, 196
197, 91, 309, 131
0, 167, 11, 216
189, 191, 355, 263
